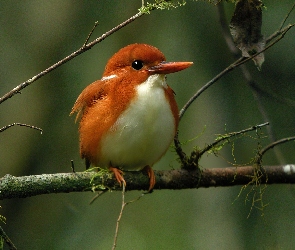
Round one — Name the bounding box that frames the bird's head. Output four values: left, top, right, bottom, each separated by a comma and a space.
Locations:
102, 44, 193, 83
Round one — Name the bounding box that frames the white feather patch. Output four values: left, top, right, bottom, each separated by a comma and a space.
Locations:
101, 74, 117, 81
99, 74, 175, 170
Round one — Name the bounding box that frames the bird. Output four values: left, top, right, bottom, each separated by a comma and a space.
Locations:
70, 43, 193, 191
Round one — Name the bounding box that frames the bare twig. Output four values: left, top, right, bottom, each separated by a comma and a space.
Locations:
112, 184, 126, 250
82, 21, 99, 48
0, 12, 144, 105
0, 123, 42, 134
89, 191, 107, 205
279, 2, 295, 30
178, 57, 245, 120
258, 136, 295, 160
0, 225, 17, 250
112, 184, 145, 250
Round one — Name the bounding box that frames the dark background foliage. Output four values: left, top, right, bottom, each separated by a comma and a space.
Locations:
0, 1, 294, 249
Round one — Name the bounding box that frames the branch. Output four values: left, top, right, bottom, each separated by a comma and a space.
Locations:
198, 122, 269, 158
178, 19, 294, 120
258, 136, 295, 160
217, 2, 295, 164
0, 123, 43, 134
1, 165, 295, 200
181, 1, 293, 118
0, 226, 17, 250
175, 4, 295, 163
0, 12, 144, 105
112, 184, 145, 250
178, 57, 244, 120
278, 1, 295, 31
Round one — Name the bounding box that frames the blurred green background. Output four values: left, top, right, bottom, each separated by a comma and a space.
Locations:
0, 1, 295, 249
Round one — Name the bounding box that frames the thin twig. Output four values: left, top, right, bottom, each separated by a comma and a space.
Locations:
232, 24, 294, 69
176, 8, 294, 162
217, 2, 294, 164
279, 2, 295, 30
0, 225, 17, 250
246, 83, 295, 107
0, 123, 42, 134
178, 57, 245, 120
112, 184, 145, 250
178, 23, 294, 121
0, 12, 144, 105
199, 122, 269, 157
89, 191, 107, 205
175, 56, 244, 161
112, 184, 125, 250
83, 21, 99, 48
259, 136, 295, 159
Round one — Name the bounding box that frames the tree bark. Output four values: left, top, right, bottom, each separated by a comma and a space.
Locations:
1, 164, 294, 200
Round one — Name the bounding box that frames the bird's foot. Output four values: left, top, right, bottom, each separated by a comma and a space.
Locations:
143, 165, 156, 192
109, 166, 126, 187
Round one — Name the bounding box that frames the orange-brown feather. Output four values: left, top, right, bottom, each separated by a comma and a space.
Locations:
164, 86, 179, 133
72, 67, 154, 166
71, 43, 182, 170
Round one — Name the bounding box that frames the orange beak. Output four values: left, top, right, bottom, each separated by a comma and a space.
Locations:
148, 61, 193, 74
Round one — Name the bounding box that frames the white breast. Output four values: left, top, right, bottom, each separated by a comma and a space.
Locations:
99, 74, 175, 171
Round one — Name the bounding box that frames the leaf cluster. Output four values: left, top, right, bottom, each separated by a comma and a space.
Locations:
139, 0, 187, 14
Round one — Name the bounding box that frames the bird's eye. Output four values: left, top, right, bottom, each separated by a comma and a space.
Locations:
132, 60, 144, 70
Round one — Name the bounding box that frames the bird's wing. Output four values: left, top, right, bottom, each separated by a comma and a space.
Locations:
70, 80, 106, 122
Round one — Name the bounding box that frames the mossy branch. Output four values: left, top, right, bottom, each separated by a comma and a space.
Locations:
1, 165, 295, 200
